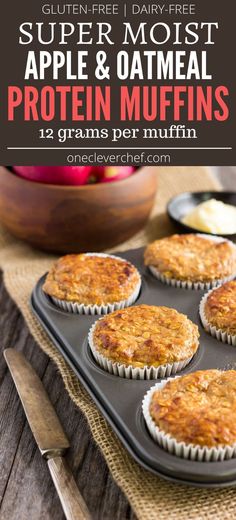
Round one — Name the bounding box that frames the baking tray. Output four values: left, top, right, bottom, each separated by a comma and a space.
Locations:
31, 247, 236, 488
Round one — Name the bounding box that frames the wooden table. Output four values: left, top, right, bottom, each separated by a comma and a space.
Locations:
0, 272, 136, 520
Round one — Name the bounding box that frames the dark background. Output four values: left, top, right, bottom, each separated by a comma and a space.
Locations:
0, 0, 235, 165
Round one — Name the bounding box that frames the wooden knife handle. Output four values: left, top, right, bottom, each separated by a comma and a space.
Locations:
47, 456, 91, 520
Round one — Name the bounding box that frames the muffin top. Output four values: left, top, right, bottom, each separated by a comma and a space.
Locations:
91, 304, 199, 367
149, 370, 236, 447
144, 234, 236, 283
43, 254, 140, 305
204, 281, 236, 336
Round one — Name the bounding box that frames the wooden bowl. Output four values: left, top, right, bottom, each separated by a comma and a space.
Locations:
0, 167, 158, 253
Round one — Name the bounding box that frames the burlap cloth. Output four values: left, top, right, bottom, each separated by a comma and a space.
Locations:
1, 167, 235, 520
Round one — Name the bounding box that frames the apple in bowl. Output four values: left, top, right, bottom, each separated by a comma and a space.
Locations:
12, 165, 137, 185
0, 165, 158, 253
13, 166, 93, 185
97, 166, 136, 183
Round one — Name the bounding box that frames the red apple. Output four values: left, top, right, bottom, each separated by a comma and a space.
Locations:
88, 166, 105, 183
12, 166, 92, 185
99, 166, 136, 183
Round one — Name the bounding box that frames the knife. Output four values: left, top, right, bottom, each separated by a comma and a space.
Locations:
4, 349, 91, 520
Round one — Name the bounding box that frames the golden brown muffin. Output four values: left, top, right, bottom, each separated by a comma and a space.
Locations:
43, 254, 140, 305
204, 281, 236, 336
92, 304, 199, 367
149, 370, 236, 447
144, 234, 236, 283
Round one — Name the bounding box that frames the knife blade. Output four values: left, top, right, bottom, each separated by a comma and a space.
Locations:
4, 348, 91, 520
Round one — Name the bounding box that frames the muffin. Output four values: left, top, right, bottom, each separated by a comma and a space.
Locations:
142, 369, 236, 461
88, 304, 199, 379
43, 253, 141, 314
200, 281, 236, 345
144, 234, 236, 289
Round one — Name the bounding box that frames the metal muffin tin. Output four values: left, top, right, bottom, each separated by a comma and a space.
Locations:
31, 247, 236, 488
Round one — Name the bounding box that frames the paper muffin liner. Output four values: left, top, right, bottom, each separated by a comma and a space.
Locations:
142, 379, 236, 462
149, 234, 236, 291
88, 320, 194, 380
51, 253, 141, 315
149, 266, 236, 291
199, 289, 236, 346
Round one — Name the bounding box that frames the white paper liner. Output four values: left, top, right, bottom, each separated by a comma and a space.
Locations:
51, 253, 141, 315
199, 288, 236, 346
142, 378, 236, 462
88, 320, 194, 380
149, 234, 236, 290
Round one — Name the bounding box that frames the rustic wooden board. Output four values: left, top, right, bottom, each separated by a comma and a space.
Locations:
0, 272, 136, 520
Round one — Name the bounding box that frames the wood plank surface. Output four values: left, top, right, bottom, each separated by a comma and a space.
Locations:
0, 272, 136, 520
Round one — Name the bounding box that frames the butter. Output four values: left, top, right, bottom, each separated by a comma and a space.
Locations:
182, 199, 236, 234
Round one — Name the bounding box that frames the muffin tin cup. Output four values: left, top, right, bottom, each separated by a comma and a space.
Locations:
88, 321, 194, 380
148, 234, 236, 291
142, 379, 236, 462
51, 253, 142, 315
199, 290, 236, 346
